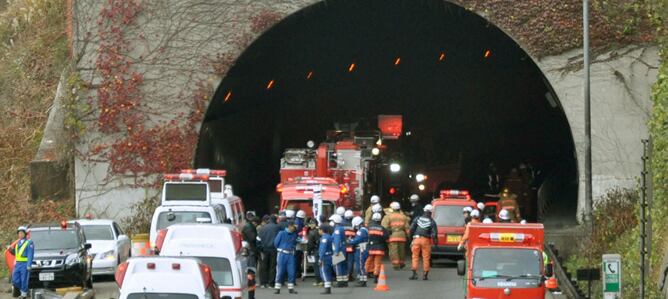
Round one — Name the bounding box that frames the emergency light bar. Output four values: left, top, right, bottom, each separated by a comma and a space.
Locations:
180, 169, 227, 177
440, 189, 471, 199
164, 173, 210, 181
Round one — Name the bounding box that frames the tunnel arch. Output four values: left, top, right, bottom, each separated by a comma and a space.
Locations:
196, 0, 579, 223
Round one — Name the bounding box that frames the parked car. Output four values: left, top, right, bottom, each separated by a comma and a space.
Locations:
70, 219, 131, 276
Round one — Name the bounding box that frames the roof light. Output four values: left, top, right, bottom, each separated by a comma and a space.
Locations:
340, 184, 349, 194
394, 57, 401, 66
484, 49, 492, 58
266, 79, 275, 90
164, 173, 210, 181
224, 91, 232, 102
172, 263, 181, 270
147, 262, 156, 270
115, 261, 129, 287
348, 63, 356, 72
180, 169, 227, 176
276, 183, 283, 193
60, 221, 67, 230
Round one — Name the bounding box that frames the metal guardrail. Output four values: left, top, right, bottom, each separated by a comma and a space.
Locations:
545, 243, 584, 299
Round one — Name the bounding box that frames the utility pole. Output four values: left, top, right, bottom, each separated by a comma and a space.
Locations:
640, 139, 650, 299
583, 0, 593, 223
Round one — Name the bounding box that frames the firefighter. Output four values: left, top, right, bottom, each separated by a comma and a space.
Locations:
409, 204, 438, 281
367, 213, 388, 283
409, 194, 424, 220
9, 226, 33, 299
382, 202, 409, 270
318, 224, 334, 294
274, 221, 298, 294
498, 209, 513, 223
365, 203, 384, 277
343, 210, 356, 281
499, 191, 522, 223
364, 195, 381, 225
476, 202, 485, 212
457, 210, 481, 251
329, 214, 348, 287
349, 216, 369, 287
336, 206, 346, 217
462, 206, 473, 224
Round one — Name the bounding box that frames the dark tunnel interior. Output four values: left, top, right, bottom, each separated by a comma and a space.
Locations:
195, 0, 578, 223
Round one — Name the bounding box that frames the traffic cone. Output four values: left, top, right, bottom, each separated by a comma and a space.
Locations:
374, 264, 390, 292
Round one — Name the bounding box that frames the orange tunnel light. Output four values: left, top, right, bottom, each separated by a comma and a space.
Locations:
224, 91, 232, 102
484, 49, 492, 58
266, 79, 275, 90
348, 63, 356, 72
439, 52, 446, 61
306, 71, 313, 80
394, 57, 401, 66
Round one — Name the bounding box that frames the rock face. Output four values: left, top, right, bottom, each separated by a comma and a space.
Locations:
69, 0, 659, 221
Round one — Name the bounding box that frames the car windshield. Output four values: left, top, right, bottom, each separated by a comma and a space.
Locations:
128, 294, 197, 299
30, 229, 79, 250
157, 211, 213, 230
81, 225, 114, 240
197, 256, 234, 286
472, 248, 542, 279
284, 200, 335, 217
164, 183, 207, 202
433, 205, 467, 226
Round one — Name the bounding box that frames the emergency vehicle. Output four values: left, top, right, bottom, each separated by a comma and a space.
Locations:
149, 173, 226, 248
115, 256, 220, 299
457, 223, 557, 298
277, 177, 341, 218
431, 190, 477, 258
157, 224, 247, 299
179, 169, 246, 227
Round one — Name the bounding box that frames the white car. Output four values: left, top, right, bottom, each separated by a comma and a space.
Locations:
116, 256, 219, 299
158, 224, 248, 299
149, 205, 227, 249
71, 219, 131, 275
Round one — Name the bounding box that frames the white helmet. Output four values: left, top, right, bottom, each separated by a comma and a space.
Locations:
462, 206, 473, 213
296, 210, 306, 219
482, 218, 493, 224
370, 195, 380, 204
423, 204, 433, 212
477, 202, 485, 210
520, 219, 527, 224
372, 204, 382, 213
410, 194, 419, 202
344, 210, 354, 219
390, 201, 401, 210
285, 210, 296, 219
471, 209, 480, 218
499, 209, 510, 220
17, 226, 27, 233
329, 214, 343, 224
352, 216, 364, 228
371, 213, 382, 221
336, 207, 346, 216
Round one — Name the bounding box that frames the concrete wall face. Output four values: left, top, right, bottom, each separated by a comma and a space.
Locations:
72, 0, 659, 221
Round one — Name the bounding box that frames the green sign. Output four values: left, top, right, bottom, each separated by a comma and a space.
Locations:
602, 254, 621, 298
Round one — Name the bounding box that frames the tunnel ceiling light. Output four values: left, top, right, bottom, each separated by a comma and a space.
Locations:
348, 63, 356, 72
484, 49, 492, 58
266, 79, 275, 90
439, 52, 446, 61
418, 184, 426, 191
224, 91, 232, 102
394, 57, 401, 66
306, 71, 313, 80
390, 163, 401, 173
416, 173, 426, 183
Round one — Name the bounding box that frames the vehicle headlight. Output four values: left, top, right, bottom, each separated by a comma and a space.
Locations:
100, 250, 116, 261
65, 254, 81, 266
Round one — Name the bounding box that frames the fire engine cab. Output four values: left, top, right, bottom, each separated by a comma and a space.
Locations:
431, 190, 477, 258
457, 223, 557, 299
277, 177, 341, 218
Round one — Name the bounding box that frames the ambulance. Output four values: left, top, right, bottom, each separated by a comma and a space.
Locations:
277, 177, 341, 218
179, 169, 246, 228
431, 190, 477, 258
457, 223, 557, 298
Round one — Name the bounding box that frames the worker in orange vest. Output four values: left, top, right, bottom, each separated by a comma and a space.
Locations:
381, 202, 409, 270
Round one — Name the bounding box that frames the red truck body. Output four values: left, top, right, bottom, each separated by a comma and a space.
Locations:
278, 177, 341, 218
431, 190, 477, 257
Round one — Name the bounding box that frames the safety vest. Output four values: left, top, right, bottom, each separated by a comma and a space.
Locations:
15, 240, 30, 262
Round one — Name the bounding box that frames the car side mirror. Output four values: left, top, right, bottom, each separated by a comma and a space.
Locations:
84, 243, 92, 250
457, 260, 466, 276
545, 263, 554, 277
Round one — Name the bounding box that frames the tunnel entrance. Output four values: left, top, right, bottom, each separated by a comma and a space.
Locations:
196, 0, 578, 223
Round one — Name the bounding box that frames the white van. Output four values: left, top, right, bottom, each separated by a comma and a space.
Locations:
149, 204, 227, 248
179, 169, 246, 227
115, 256, 219, 299
158, 224, 247, 299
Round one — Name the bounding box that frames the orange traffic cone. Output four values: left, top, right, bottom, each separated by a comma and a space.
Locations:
374, 264, 390, 292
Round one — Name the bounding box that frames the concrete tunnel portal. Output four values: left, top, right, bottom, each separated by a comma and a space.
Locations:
194, 0, 578, 223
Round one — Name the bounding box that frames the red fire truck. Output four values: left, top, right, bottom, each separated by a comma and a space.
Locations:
277, 177, 341, 218
431, 189, 477, 258
457, 223, 557, 298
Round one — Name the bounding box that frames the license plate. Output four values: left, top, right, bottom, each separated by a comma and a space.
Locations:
39, 272, 54, 281
446, 235, 462, 243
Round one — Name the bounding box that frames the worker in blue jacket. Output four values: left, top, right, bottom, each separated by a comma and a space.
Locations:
9, 226, 34, 299
329, 214, 348, 287
274, 221, 298, 294
349, 216, 369, 287
318, 224, 334, 295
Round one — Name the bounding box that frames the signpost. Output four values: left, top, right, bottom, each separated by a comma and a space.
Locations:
603, 254, 622, 299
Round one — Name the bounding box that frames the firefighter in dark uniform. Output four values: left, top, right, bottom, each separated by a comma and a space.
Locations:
367, 213, 389, 283
409, 205, 438, 281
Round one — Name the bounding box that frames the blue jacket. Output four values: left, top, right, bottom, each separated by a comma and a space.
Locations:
318, 233, 333, 259
332, 224, 346, 254
295, 218, 305, 232
257, 222, 282, 250
274, 229, 298, 251
349, 227, 368, 249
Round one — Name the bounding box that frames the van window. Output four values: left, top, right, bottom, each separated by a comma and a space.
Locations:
197, 256, 234, 286
208, 179, 222, 193
164, 184, 207, 202
215, 206, 227, 222
235, 203, 243, 223
128, 294, 197, 299
433, 205, 467, 227
157, 211, 213, 230
284, 200, 335, 217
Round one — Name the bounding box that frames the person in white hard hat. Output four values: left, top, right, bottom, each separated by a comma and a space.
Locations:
365, 195, 381, 225
366, 202, 382, 225
409, 204, 437, 280
329, 214, 348, 287
498, 209, 513, 223
462, 206, 473, 225
458, 209, 481, 251
336, 207, 346, 217
477, 202, 485, 211
349, 216, 369, 287
409, 194, 424, 220
482, 218, 494, 224
382, 201, 409, 270
366, 213, 388, 283
9, 226, 33, 299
